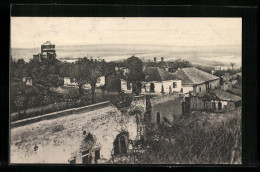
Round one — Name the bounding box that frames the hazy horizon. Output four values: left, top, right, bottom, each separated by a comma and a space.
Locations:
11, 44, 241, 68
11, 17, 242, 67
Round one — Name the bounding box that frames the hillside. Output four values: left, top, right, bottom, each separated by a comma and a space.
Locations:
11, 44, 241, 67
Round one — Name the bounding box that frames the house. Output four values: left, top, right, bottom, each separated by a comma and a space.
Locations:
174, 67, 220, 94
188, 89, 241, 112
120, 67, 182, 95
148, 94, 184, 125
22, 77, 32, 86
143, 67, 182, 94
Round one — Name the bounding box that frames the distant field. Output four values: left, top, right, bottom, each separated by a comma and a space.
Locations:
11, 44, 241, 67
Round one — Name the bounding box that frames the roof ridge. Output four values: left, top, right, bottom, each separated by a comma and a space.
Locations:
157, 68, 164, 81
182, 68, 195, 84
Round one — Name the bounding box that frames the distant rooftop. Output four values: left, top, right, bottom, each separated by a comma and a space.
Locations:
144, 67, 180, 82
174, 67, 219, 85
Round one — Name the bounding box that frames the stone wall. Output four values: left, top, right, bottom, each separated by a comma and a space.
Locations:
10, 104, 140, 164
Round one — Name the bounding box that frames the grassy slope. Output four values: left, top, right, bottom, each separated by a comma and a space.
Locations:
132, 107, 242, 164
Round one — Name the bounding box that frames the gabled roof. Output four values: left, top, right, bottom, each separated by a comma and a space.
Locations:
144, 67, 180, 82
174, 67, 219, 85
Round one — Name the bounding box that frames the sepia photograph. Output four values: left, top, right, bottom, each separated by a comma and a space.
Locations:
10, 17, 242, 164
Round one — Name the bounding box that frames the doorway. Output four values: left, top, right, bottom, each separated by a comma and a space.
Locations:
150, 83, 155, 92
113, 131, 129, 156
156, 112, 160, 124
218, 101, 222, 110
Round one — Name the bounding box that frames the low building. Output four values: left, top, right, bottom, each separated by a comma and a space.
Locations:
149, 94, 184, 124
174, 67, 220, 94
142, 67, 182, 94
188, 89, 241, 112
120, 67, 182, 95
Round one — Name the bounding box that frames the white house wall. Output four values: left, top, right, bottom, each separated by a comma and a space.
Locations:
144, 80, 182, 94
96, 76, 105, 87
121, 80, 132, 93
182, 86, 194, 94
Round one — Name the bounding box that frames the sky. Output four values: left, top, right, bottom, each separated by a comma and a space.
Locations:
11, 17, 242, 48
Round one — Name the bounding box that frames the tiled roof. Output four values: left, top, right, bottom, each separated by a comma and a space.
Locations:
174, 67, 219, 85
196, 89, 241, 102
144, 67, 179, 82
211, 89, 241, 102
227, 88, 242, 97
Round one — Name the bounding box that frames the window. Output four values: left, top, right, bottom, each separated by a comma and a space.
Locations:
95, 149, 100, 162
150, 83, 155, 92
82, 149, 92, 164
173, 82, 177, 88
218, 102, 222, 110
212, 102, 216, 110
127, 81, 131, 90
156, 112, 160, 124
199, 87, 201, 92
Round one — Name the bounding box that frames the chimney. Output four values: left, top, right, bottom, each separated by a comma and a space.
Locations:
154, 57, 156, 62
161, 57, 164, 62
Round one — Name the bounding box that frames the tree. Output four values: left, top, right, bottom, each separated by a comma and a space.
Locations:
87, 61, 102, 103
125, 56, 145, 82
109, 91, 133, 114
69, 58, 102, 103
173, 59, 192, 70
125, 56, 145, 95
70, 58, 90, 94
